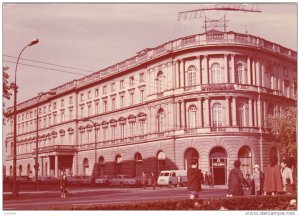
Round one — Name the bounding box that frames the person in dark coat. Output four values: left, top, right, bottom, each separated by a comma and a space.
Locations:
141, 172, 147, 189
150, 173, 156, 190
187, 160, 202, 199
208, 172, 214, 188
60, 173, 68, 198
227, 160, 244, 197
250, 164, 264, 195
263, 154, 283, 195
204, 172, 209, 185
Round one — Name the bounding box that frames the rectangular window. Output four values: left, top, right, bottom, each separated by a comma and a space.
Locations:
112, 98, 116, 110
80, 107, 84, 117
120, 124, 125, 139
61, 110, 65, 123
111, 83, 116, 92
139, 73, 144, 82
88, 105, 92, 116
129, 76, 134, 86
44, 117, 47, 128
88, 91, 91, 99
120, 95, 124, 108
140, 121, 145, 135
53, 102, 57, 110
284, 67, 288, 76
48, 115, 51, 126
103, 101, 107, 112
61, 99, 65, 107
120, 80, 124, 89
44, 106, 47, 114
130, 93, 134, 106
140, 90, 144, 103
95, 103, 99, 114
69, 108, 73, 120
103, 86, 107, 94
112, 127, 116, 140
95, 88, 99, 97
69, 96, 73, 105
80, 93, 84, 102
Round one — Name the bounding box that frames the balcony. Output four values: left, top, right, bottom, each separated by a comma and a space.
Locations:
35, 145, 77, 154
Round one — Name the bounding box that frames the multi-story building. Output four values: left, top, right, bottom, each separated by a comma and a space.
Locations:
5, 29, 297, 185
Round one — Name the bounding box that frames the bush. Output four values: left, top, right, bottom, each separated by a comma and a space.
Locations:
47, 195, 297, 210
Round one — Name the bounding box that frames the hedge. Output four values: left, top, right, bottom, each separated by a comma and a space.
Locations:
47, 195, 297, 210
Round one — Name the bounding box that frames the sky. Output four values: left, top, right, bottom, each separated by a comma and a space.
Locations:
2, 3, 297, 107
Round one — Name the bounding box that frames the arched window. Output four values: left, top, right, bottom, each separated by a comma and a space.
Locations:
238, 146, 252, 177
83, 158, 89, 176
211, 63, 221, 84
188, 105, 197, 129
187, 65, 196, 87
212, 103, 223, 129
157, 109, 165, 133
115, 155, 123, 175
238, 103, 246, 127
19, 165, 22, 176
236, 63, 244, 84
156, 71, 164, 93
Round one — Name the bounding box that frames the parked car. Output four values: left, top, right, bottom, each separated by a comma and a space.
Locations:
110, 175, 137, 187
16, 176, 33, 183
67, 175, 92, 185
95, 175, 112, 186
157, 170, 188, 187
38, 176, 59, 184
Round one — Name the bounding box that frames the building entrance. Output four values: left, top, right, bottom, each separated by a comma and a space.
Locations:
210, 147, 227, 185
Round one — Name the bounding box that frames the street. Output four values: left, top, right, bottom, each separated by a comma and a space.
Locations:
3, 184, 236, 210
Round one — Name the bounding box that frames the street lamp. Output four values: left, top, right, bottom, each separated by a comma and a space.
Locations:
12, 38, 39, 198
79, 118, 99, 178
35, 91, 56, 191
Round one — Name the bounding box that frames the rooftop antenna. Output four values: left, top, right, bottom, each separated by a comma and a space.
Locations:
177, 3, 262, 33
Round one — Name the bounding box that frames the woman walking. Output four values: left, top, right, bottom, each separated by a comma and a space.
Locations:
60, 173, 68, 198
250, 164, 264, 195
187, 160, 202, 199
263, 154, 283, 195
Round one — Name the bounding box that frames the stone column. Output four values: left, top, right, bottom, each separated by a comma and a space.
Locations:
224, 54, 229, 83
172, 60, 176, 89
225, 96, 230, 126
247, 56, 251, 85
261, 61, 265, 87
231, 54, 235, 83
257, 97, 262, 128
198, 56, 202, 85
248, 98, 253, 127
203, 55, 209, 84
263, 100, 267, 128
181, 100, 186, 129
47, 156, 50, 177
253, 99, 257, 127
176, 101, 181, 130
55, 155, 58, 178
177, 60, 181, 88
198, 97, 203, 128
204, 97, 210, 127
182, 60, 186, 88
256, 60, 261, 86
232, 97, 237, 126
252, 59, 256, 85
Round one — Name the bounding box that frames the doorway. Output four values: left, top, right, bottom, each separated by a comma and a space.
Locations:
210, 147, 227, 185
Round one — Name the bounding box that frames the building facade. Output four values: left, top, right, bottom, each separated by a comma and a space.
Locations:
5, 30, 297, 185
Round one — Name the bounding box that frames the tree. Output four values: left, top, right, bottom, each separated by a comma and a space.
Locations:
268, 106, 297, 158
3, 66, 12, 121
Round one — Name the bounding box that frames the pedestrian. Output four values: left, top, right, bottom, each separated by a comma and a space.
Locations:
208, 172, 214, 188
204, 172, 209, 185
250, 164, 264, 195
227, 160, 244, 197
187, 160, 202, 199
150, 173, 156, 190
177, 175, 181, 188
142, 172, 147, 189
280, 159, 294, 194
60, 173, 68, 198
263, 154, 283, 195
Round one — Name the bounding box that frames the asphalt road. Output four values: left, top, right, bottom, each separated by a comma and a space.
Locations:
3, 185, 233, 210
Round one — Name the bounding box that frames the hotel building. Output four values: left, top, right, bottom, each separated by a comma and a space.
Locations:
5, 29, 297, 185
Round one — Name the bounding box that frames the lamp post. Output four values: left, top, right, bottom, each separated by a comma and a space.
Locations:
80, 118, 99, 178
35, 91, 56, 191
12, 38, 39, 198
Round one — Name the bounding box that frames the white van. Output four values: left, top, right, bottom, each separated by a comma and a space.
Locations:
157, 170, 188, 187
